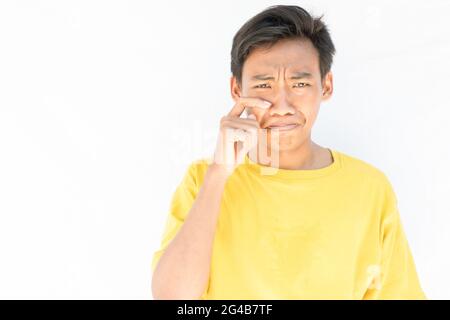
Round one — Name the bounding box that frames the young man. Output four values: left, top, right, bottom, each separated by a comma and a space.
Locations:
151, 5, 426, 299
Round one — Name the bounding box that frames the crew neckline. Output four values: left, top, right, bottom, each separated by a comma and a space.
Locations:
242, 148, 343, 180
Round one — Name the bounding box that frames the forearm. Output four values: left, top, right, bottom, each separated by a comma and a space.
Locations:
151, 164, 229, 299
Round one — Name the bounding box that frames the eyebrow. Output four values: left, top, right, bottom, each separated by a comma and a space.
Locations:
251, 72, 313, 81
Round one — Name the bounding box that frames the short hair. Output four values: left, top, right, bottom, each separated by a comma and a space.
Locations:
230, 5, 336, 87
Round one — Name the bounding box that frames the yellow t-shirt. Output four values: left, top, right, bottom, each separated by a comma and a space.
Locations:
151, 148, 426, 299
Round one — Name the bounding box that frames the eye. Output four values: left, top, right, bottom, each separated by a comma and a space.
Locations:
254, 83, 271, 89
253, 83, 310, 89
293, 82, 309, 88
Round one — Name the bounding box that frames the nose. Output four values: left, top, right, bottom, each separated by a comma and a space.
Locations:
268, 96, 296, 116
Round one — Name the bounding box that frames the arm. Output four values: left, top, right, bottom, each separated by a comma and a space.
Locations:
151, 97, 270, 299
151, 164, 228, 300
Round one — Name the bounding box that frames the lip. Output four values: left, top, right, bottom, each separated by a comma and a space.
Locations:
266, 124, 299, 131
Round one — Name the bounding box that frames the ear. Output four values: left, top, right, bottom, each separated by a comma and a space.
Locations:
321, 71, 333, 101
230, 76, 242, 102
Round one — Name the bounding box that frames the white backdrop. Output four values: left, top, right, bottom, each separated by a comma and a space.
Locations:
0, 0, 449, 299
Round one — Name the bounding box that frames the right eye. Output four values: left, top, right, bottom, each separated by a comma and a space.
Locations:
254, 84, 271, 89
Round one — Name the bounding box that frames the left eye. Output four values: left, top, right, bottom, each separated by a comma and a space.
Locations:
254, 83, 309, 88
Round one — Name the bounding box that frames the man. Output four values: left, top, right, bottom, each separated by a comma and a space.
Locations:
151, 5, 426, 299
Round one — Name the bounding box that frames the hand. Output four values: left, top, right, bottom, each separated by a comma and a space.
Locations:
212, 97, 271, 175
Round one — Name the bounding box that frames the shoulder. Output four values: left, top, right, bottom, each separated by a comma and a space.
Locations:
336, 149, 394, 191
183, 156, 213, 187
336, 150, 400, 224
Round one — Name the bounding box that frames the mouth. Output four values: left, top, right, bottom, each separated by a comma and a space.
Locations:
266, 124, 299, 132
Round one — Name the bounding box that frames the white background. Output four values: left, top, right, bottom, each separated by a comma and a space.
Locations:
0, 0, 449, 299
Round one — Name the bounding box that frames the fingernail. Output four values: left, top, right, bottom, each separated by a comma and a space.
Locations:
263, 100, 272, 107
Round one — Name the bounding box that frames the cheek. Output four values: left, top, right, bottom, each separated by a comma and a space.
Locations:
303, 105, 320, 128
298, 91, 321, 113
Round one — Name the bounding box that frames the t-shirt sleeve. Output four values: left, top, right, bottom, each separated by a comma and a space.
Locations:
151, 160, 210, 299
363, 176, 427, 300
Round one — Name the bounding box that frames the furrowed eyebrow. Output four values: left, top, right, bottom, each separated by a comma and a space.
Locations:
290, 72, 313, 80
251, 72, 313, 81
251, 75, 276, 81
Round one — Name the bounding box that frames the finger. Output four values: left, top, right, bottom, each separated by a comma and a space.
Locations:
233, 128, 247, 141
213, 130, 226, 166
227, 97, 272, 118
221, 118, 260, 131
228, 129, 250, 164
229, 116, 260, 127
226, 126, 258, 147
236, 131, 255, 165
236, 139, 246, 165
224, 128, 237, 170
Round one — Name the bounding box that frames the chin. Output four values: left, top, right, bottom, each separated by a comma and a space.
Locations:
266, 141, 301, 154
267, 134, 304, 152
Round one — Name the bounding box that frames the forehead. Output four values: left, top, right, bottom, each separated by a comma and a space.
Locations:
242, 38, 319, 77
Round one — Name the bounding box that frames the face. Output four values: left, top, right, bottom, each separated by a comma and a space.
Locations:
231, 38, 333, 153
